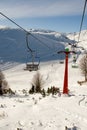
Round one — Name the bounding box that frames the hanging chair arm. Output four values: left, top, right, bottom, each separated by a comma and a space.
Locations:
26, 33, 33, 53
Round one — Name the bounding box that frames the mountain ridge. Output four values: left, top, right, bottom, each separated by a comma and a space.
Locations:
0, 27, 87, 64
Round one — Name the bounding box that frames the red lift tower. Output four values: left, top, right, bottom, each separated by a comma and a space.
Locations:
58, 48, 75, 94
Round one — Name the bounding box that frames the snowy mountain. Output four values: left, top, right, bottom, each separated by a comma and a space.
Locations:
67, 30, 87, 49
0, 27, 75, 64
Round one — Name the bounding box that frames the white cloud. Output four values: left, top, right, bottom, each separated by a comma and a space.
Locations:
0, 0, 85, 19
0, 25, 7, 28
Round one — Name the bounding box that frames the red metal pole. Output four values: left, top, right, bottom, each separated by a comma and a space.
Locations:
57, 49, 75, 95
63, 53, 68, 94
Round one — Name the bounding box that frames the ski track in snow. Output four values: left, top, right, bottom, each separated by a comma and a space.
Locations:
1, 94, 87, 130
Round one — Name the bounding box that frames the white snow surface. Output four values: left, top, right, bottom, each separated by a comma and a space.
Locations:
0, 28, 87, 130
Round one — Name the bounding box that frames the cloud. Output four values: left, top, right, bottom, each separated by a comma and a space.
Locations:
0, 0, 85, 19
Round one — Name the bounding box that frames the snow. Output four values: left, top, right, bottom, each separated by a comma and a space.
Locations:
0, 28, 87, 130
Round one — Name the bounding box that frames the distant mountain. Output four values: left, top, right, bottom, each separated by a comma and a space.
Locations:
0, 27, 87, 64
67, 30, 87, 49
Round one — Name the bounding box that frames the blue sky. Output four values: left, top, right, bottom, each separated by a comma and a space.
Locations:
0, 0, 87, 33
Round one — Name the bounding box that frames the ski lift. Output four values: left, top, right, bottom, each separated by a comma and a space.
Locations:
59, 60, 64, 64
71, 51, 79, 68
71, 0, 87, 69
25, 33, 40, 71
68, 33, 84, 68
26, 54, 40, 71
71, 47, 78, 68
71, 54, 78, 68
0, 12, 41, 71
72, 63, 78, 68
71, 45, 84, 68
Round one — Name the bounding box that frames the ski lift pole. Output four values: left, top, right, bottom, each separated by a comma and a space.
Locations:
57, 48, 75, 94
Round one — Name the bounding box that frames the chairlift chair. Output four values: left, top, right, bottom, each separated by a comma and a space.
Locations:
25, 33, 40, 71
26, 54, 40, 71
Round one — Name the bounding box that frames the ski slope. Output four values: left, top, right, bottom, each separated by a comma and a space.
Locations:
1, 60, 87, 130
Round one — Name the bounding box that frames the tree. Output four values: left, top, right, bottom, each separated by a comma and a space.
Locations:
0, 70, 5, 95
32, 72, 44, 93
0, 70, 10, 95
79, 54, 87, 81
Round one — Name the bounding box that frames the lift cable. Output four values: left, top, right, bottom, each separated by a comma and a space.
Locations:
0, 12, 72, 64
26, 32, 54, 51
77, 0, 87, 43
68, 0, 87, 52
0, 12, 29, 34
0, 12, 53, 51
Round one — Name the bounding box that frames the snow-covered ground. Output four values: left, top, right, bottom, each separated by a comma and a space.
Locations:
0, 60, 87, 130
0, 28, 87, 130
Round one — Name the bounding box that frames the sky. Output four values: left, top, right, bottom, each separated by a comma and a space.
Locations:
0, 0, 87, 33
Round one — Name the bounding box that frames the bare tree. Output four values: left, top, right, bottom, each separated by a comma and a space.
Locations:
0, 70, 5, 82
32, 72, 44, 93
0, 70, 9, 95
0, 70, 5, 95
79, 54, 87, 81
